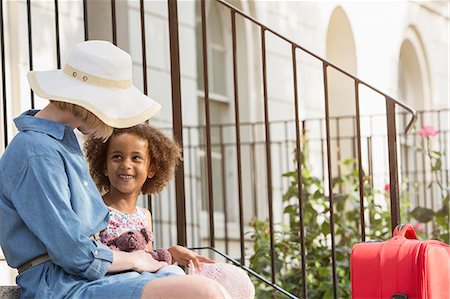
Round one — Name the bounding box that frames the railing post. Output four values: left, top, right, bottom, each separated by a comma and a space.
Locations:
82, 0, 89, 40
167, 0, 187, 247
110, 0, 117, 45
26, 0, 34, 108
230, 10, 246, 265
261, 27, 276, 284
54, 0, 61, 68
292, 45, 307, 298
200, 0, 216, 248
386, 98, 400, 232
1, 0, 8, 148
322, 63, 338, 299
354, 81, 366, 241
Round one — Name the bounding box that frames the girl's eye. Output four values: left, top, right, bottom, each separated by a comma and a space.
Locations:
133, 156, 142, 161
112, 155, 122, 160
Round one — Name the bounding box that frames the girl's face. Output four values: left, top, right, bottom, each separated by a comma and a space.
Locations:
105, 133, 154, 196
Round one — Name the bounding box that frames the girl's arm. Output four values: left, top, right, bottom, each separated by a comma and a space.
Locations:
143, 208, 154, 251
168, 246, 215, 271
142, 208, 174, 264
140, 207, 214, 270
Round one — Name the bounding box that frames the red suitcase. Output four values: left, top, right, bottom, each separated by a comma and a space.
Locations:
351, 224, 450, 299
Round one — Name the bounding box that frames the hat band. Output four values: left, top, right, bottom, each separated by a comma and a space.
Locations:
63, 64, 132, 89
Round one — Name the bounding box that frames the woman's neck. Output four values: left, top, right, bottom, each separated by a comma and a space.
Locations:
35, 103, 81, 129
103, 190, 140, 214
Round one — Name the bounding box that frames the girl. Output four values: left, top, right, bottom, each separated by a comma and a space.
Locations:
84, 124, 213, 272
0, 40, 230, 299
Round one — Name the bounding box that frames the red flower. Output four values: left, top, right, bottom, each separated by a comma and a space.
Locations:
418, 125, 439, 138
384, 184, 390, 191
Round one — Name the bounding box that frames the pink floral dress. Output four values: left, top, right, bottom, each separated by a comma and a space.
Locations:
98, 206, 172, 264
99, 206, 152, 246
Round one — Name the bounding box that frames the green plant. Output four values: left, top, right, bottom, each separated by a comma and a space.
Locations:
248, 126, 448, 298
408, 125, 449, 243
248, 148, 391, 298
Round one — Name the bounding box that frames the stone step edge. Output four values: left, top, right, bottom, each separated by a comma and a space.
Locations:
0, 286, 20, 299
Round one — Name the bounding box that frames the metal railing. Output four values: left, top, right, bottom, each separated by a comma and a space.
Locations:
193, 1, 416, 298
151, 108, 447, 248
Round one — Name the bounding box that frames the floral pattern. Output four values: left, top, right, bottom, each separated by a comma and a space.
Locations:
99, 206, 148, 245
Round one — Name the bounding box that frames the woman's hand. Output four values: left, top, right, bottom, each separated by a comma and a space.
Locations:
167, 245, 215, 271
130, 250, 168, 273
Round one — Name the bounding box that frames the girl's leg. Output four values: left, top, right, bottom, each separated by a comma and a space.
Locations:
141, 275, 231, 299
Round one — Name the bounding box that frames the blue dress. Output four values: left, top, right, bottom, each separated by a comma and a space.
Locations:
0, 110, 177, 298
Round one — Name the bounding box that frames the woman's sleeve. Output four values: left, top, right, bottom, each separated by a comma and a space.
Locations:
9, 155, 112, 280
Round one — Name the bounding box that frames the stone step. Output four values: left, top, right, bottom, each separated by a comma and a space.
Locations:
0, 286, 19, 299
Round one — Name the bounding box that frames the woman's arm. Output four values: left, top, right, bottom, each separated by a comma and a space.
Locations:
11, 155, 113, 280
108, 250, 167, 273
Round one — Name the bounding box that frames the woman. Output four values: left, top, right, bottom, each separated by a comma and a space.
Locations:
0, 40, 230, 299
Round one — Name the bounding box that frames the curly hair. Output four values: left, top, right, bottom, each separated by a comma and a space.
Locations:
84, 124, 182, 195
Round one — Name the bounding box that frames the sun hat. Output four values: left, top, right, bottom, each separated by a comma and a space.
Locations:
27, 40, 161, 128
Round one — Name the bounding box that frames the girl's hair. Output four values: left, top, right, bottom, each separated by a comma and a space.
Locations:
51, 101, 113, 140
84, 124, 182, 195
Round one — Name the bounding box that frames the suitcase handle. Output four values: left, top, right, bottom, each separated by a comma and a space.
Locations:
392, 294, 408, 299
393, 224, 418, 239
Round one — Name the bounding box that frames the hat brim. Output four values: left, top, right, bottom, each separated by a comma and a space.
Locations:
28, 70, 161, 128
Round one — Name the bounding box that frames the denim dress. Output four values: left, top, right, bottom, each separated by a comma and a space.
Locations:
0, 110, 177, 298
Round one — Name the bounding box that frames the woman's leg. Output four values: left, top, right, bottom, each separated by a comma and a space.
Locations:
141, 275, 231, 299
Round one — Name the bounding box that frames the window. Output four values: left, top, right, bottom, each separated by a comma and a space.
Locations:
195, 1, 231, 214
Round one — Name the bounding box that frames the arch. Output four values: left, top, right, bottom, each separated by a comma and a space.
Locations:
325, 6, 358, 117
397, 27, 434, 231
398, 26, 431, 111
324, 6, 358, 187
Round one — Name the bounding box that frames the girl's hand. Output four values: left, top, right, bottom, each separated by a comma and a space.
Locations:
131, 250, 168, 273
167, 245, 215, 271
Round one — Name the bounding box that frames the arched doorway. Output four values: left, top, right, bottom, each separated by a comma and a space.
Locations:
324, 6, 358, 184
398, 27, 430, 111
326, 6, 357, 117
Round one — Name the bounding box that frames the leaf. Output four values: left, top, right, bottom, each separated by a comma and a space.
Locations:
432, 150, 443, 157
410, 207, 435, 223
415, 147, 426, 154
432, 158, 442, 171
435, 212, 449, 227
284, 204, 298, 215
283, 187, 297, 201
282, 171, 295, 177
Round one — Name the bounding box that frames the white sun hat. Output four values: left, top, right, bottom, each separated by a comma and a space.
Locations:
27, 40, 161, 128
